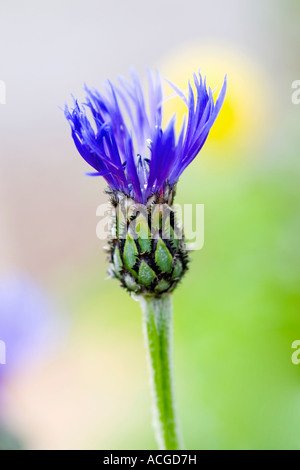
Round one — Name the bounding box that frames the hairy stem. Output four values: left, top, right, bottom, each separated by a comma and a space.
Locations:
140, 294, 184, 450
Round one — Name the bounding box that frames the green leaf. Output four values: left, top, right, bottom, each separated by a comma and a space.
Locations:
138, 261, 156, 286
124, 273, 139, 291
113, 246, 123, 278
155, 239, 173, 273
136, 214, 151, 253
128, 267, 138, 279
171, 259, 183, 280
155, 279, 170, 292
170, 227, 179, 248
123, 233, 138, 269
139, 237, 151, 253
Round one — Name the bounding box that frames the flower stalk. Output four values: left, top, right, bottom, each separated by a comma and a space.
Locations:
140, 294, 184, 450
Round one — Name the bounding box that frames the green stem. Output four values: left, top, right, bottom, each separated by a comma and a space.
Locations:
139, 293, 184, 450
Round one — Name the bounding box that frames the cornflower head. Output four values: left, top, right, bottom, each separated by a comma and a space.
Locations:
65, 69, 226, 297
65, 68, 227, 450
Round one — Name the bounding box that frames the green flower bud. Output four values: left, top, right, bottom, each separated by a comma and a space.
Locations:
108, 186, 189, 296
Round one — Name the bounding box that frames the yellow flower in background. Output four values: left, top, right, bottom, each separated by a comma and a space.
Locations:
159, 44, 273, 159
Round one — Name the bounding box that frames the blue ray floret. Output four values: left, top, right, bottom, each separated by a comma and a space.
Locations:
65, 69, 227, 203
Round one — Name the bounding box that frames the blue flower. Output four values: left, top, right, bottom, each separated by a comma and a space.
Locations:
0, 275, 65, 392
65, 69, 227, 203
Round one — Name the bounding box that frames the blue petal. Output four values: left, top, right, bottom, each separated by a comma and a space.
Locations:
64, 70, 227, 200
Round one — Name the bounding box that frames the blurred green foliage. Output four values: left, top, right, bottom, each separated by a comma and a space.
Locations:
67, 144, 300, 450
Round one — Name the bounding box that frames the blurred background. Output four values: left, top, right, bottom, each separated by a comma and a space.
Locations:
0, 0, 299, 450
